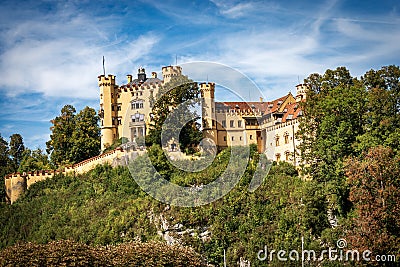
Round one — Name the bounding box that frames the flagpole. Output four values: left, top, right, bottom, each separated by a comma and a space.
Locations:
103, 56, 105, 76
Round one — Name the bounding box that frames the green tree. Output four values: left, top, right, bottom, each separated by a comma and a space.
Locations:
70, 106, 101, 163
297, 67, 367, 218
18, 148, 52, 173
357, 65, 400, 153
0, 134, 11, 202
9, 133, 25, 171
46, 105, 100, 166
46, 105, 76, 165
147, 75, 202, 152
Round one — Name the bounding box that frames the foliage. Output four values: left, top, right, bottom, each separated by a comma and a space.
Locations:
297, 67, 367, 218
147, 75, 202, 151
103, 137, 129, 153
0, 134, 12, 203
345, 146, 400, 259
0, 240, 205, 266
70, 106, 101, 162
357, 65, 400, 153
0, 147, 324, 266
18, 148, 52, 173
46, 105, 100, 166
8, 134, 25, 171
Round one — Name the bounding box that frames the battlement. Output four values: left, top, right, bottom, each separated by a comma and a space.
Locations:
98, 74, 116, 87
295, 83, 308, 102
162, 65, 182, 83
4, 147, 131, 204
200, 82, 215, 98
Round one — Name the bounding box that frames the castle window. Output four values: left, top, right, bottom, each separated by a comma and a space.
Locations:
131, 113, 145, 122
276, 153, 281, 162
223, 136, 226, 141
240, 136, 242, 141
275, 136, 280, 146
222, 120, 226, 128
238, 120, 242, 128
250, 135, 253, 140
232, 136, 234, 141
131, 100, 144, 109
284, 132, 289, 144
118, 118, 122, 125
112, 105, 115, 111
285, 151, 291, 161
230, 120, 234, 128
117, 105, 121, 111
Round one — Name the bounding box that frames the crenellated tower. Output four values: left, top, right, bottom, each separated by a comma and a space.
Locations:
200, 82, 217, 144
162, 65, 182, 83
295, 84, 308, 102
99, 74, 118, 151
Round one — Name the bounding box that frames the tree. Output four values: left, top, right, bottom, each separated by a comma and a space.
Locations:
46, 105, 76, 165
18, 148, 52, 173
0, 134, 11, 202
357, 65, 400, 153
46, 105, 100, 166
9, 133, 25, 171
147, 75, 202, 152
70, 106, 101, 163
345, 146, 400, 257
297, 67, 367, 216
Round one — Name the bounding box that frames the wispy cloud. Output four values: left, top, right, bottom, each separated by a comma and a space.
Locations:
0, 4, 160, 99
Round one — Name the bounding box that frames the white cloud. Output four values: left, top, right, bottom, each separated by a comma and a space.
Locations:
0, 9, 160, 99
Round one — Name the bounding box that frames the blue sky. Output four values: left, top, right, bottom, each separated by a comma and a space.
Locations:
0, 0, 399, 149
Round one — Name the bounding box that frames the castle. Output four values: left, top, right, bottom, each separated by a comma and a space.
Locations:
5, 64, 306, 203
99, 65, 306, 165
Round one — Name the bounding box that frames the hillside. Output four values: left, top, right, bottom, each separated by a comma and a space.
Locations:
0, 145, 323, 266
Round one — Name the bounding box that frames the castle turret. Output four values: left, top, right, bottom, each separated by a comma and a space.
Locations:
295, 84, 308, 102
138, 67, 146, 82
99, 74, 118, 151
200, 82, 217, 144
162, 65, 182, 83
9, 173, 27, 204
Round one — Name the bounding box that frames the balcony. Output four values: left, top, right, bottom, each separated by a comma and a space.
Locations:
129, 121, 145, 127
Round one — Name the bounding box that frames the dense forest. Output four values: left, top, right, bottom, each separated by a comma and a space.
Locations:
0, 66, 399, 266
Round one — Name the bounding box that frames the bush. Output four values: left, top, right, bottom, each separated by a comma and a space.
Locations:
0, 240, 206, 267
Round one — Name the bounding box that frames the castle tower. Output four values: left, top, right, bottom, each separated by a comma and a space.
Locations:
162, 65, 182, 83
99, 74, 118, 151
137, 67, 146, 82
200, 82, 217, 144
10, 174, 27, 204
295, 84, 308, 102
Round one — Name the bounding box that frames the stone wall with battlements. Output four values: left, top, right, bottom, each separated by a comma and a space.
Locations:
4, 145, 145, 204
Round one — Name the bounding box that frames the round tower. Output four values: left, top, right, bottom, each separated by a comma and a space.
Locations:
99, 74, 118, 151
10, 173, 27, 204
200, 82, 217, 144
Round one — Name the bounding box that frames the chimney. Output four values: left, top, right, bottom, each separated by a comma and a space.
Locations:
127, 75, 132, 83
152, 72, 157, 78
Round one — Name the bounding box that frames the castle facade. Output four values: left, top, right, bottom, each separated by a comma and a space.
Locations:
99, 65, 306, 165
